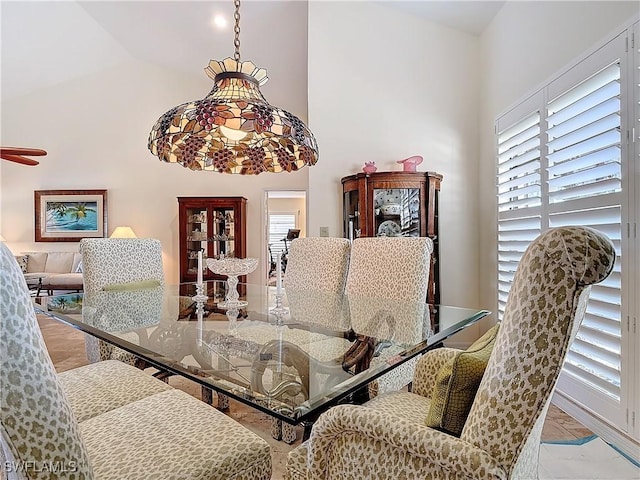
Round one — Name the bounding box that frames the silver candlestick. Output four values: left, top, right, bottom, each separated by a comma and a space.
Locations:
269, 293, 289, 322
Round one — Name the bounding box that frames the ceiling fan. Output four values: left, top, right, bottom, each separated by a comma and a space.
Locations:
0, 146, 47, 166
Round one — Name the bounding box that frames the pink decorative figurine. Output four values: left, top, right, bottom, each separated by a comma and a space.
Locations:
397, 155, 423, 172
362, 161, 377, 173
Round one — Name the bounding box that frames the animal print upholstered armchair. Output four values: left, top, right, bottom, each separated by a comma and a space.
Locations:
286, 226, 615, 480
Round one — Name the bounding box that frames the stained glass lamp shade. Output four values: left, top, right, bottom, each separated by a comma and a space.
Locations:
148, 56, 318, 175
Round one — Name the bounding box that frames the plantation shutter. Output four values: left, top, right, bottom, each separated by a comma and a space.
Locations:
496, 32, 631, 434
546, 60, 623, 402
496, 98, 543, 320
268, 213, 296, 259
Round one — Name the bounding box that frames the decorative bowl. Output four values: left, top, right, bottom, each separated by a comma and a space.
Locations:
206, 257, 258, 276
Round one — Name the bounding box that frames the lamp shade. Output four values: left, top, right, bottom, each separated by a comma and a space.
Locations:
110, 226, 137, 239
148, 58, 318, 175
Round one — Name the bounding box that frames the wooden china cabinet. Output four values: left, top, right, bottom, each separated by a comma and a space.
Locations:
341, 171, 442, 305
178, 197, 247, 294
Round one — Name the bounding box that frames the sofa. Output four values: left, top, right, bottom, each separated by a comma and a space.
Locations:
16, 251, 83, 296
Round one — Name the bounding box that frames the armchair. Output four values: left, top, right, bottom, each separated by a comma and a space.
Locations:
286, 226, 615, 479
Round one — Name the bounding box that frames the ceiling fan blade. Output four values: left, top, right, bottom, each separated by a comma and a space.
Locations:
0, 147, 47, 157
0, 146, 47, 166
0, 154, 39, 166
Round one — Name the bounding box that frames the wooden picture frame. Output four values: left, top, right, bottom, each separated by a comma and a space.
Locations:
35, 189, 107, 242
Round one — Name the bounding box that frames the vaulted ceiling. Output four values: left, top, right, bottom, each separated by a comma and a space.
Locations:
1, 1, 503, 101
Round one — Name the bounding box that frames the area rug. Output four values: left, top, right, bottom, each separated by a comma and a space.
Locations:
539, 435, 640, 479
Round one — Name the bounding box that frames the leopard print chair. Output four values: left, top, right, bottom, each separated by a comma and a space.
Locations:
345, 236, 433, 397
79, 238, 165, 365
253, 237, 352, 443
286, 226, 615, 480
0, 241, 272, 480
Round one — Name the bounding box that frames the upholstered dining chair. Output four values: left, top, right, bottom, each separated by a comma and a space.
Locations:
79, 238, 165, 365
0, 241, 272, 480
285, 226, 615, 480
268, 237, 352, 443
344, 236, 433, 397
284, 236, 351, 329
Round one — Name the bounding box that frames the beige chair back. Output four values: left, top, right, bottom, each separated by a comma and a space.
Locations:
79, 238, 164, 296
284, 237, 350, 293
462, 226, 615, 477
0, 242, 94, 479
79, 238, 165, 363
345, 237, 433, 342
284, 237, 351, 330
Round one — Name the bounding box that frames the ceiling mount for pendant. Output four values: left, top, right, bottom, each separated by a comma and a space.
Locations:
148, 0, 318, 175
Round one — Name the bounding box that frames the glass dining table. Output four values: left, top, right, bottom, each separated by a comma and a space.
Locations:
34, 280, 489, 438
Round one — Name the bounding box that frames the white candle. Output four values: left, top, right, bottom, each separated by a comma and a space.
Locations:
348, 220, 354, 242
197, 249, 203, 286
276, 252, 282, 294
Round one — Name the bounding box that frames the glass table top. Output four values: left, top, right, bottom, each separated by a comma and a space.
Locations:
35, 280, 489, 424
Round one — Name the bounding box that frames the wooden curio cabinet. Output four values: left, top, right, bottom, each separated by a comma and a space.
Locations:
341, 171, 442, 304
178, 197, 247, 286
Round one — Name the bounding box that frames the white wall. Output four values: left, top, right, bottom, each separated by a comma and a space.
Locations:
0, 60, 308, 284
478, 1, 639, 313
308, 1, 482, 314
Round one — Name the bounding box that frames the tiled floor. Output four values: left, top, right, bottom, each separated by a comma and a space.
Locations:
38, 313, 604, 479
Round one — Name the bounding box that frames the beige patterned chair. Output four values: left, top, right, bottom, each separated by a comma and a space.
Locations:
80, 238, 165, 365
284, 236, 351, 330
267, 237, 352, 443
286, 226, 615, 480
0, 241, 272, 480
345, 236, 433, 397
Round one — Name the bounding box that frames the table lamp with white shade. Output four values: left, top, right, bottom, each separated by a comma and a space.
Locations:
109, 226, 137, 238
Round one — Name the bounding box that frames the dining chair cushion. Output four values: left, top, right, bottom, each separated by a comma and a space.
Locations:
80, 389, 271, 480
425, 323, 500, 436
58, 360, 172, 422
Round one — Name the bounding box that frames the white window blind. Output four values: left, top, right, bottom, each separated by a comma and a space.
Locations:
496, 111, 543, 319
268, 213, 296, 259
546, 60, 623, 400
496, 30, 632, 436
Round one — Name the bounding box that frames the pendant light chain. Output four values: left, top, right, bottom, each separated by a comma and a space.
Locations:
233, 0, 241, 62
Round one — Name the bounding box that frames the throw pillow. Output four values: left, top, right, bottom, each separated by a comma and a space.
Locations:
14, 255, 28, 274
425, 323, 500, 436
102, 279, 161, 291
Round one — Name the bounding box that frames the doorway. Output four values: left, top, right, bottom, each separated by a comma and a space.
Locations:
264, 190, 307, 284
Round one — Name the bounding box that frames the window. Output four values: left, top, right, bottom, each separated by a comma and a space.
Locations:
495, 26, 638, 447
268, 213, 296, 260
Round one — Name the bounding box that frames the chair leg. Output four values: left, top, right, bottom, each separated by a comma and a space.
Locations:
270, 417, 282, 440
281, 423, 297, 444
201, 386, 214, 405
217, 393, 229, 411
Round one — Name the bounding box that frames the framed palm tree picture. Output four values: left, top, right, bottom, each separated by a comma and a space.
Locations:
35, 189, 107, 242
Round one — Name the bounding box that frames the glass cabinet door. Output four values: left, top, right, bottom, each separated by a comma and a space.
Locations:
344, 190, 360, 239
186, 207, 208, 278
210, 208, 235, 259
373, 188, 420, 237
